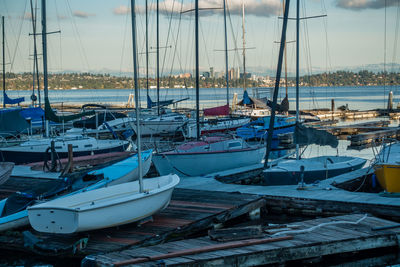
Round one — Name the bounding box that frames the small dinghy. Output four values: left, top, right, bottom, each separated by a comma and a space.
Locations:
0, 162, 14, 186
263, 156, 366, 185
28, 174, 180, 234
0, 150, 152, 232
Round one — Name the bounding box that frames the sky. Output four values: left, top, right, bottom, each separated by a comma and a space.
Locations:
0, 0, 399, 77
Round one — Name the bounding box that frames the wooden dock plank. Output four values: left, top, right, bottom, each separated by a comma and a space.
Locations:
99, 215, 400, 267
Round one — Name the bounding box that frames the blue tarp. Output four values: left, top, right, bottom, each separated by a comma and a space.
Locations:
19, 107, 44, 122
242, 90, 252, 105
3, 92, 24, 105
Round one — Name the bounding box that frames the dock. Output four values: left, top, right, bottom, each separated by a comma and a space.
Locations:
86, 214, 400, 266
0, 188, 265, 258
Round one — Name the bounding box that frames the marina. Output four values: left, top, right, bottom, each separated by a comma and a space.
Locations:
1, 0, 400, 266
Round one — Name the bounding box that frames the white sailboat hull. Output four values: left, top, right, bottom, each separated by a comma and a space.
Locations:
153, 146, 266, 176
28, 175, 180, 234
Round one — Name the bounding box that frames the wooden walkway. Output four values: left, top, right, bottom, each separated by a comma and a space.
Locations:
176, 170, 400, 220
86, 214, 400, 266
0, 188, 265, 258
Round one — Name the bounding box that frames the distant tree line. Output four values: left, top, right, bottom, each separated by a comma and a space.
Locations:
2, 70, 399, 90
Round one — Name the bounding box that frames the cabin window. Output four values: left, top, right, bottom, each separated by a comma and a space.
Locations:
73, 145, 79, 149
175, 117, 183, 120
55, 146, 62, 149
228, 142, 241, 149
84, 144, 93, 148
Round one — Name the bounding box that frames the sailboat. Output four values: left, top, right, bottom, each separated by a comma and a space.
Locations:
0, 15, 45, 137
0, 149, 153, 232
231, 1, 270, 118
0, 10, 129, 164
127, 0, 188, 137
27, 0, 179, 234
373, 142, 400, 193
263, 0, 366, 186
152, 0, 265, 177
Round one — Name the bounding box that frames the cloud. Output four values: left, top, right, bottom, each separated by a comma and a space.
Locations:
73, 10, 95, 18
113, 5, 130, 15
336, 0, 399, 10
113, 0, 281, 17
113, 5, 145, 15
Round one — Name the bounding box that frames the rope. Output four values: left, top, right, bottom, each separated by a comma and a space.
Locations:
272, 214, 368, 237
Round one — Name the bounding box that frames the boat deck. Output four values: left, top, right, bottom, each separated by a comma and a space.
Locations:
86, 214, 400, 266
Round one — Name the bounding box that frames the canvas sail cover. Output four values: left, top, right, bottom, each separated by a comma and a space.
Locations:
0, 109, 29, 136
147, 95, 174, 108
45, 97, 95, 123
3, 92, 24, 105
203, 104, 229, 116
294, 124, 338, 148
237, 90, 269, 109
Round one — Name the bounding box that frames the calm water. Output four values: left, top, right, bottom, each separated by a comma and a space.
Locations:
5, 85, 399, 110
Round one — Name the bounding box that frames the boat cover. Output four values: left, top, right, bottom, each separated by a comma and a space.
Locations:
147, 95, 174, 108
3, 92, 24, 105
0, 109, 29, 136
237, 90, 269, 109
203, 104, 229, 116
19, 107, 44, 122
73, 112, 126, 129
1, 178, 70, 217
294, 124, 338, 148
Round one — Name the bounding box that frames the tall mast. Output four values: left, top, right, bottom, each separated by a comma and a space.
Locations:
2, 16, 5, 108
156, 0, 160, 115
241, 0, 246, 92
145, 0, 149, 100
223, 0, 229, 106
30, 0, 41, 107
130, 0, 143, 192
41, 0, 50, 137
283, 0, 288, 97
195, 0, 200, 140
264, 0, 290, 168
295, 0, 300, 160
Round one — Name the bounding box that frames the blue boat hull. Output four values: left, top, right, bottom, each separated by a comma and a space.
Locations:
263, 161, 366, 185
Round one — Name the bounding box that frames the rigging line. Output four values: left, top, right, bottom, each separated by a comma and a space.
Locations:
226, 2, 240, 75
384, 0, 387, 109
160, 0, 176, 102
168, 0, 191, 99
8, 0, 28, 73
199, 20, 212, 71
66, 0, 90, 72
54, 0, 63, 73
391, 2, 400, 74
393, 2, 400, 96
118, 5, 130, 78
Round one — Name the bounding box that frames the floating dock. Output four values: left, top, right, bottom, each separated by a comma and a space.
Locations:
87, 214, 400, 266
0, 187, 265, 258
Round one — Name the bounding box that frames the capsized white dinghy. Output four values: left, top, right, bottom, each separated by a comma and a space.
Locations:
28, 174, 180, 234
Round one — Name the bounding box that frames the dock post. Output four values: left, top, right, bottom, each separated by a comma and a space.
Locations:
68, 144, 73, 173
388, 91, 393, 111
50, 140, 56, 172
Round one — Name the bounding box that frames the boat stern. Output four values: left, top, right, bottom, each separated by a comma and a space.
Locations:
28, 207, 79, 234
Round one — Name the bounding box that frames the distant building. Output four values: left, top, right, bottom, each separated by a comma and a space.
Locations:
229, 68, 236, 80
179, 73, 192, 78
240, 72, 251, 79
210, 67, 214, 78
202, 72, 210, 78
